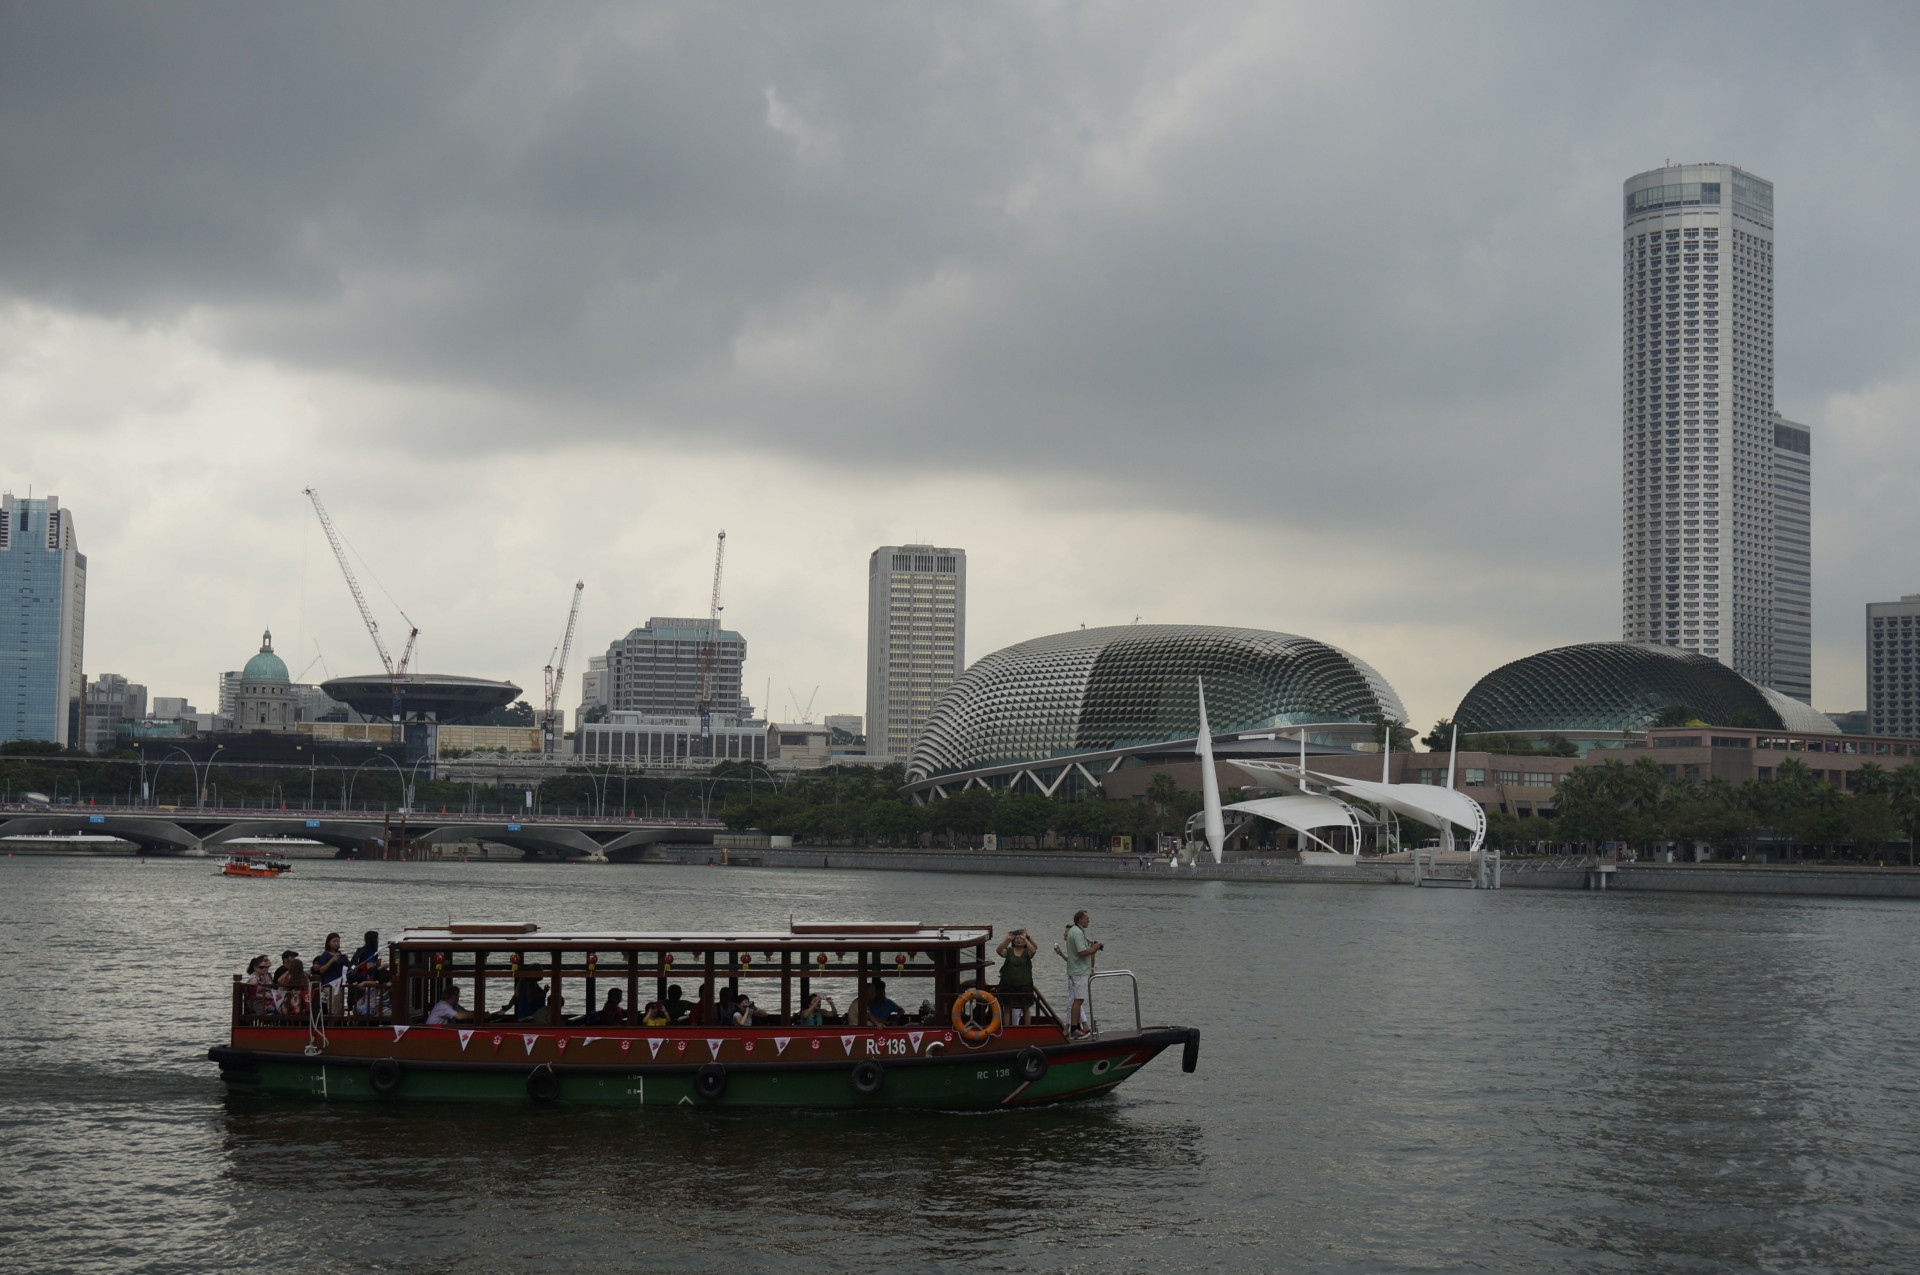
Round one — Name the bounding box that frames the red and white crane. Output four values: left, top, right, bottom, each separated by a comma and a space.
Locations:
541, 580, 585, 755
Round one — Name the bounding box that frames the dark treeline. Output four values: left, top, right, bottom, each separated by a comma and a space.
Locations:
1492, 756, 1920, 863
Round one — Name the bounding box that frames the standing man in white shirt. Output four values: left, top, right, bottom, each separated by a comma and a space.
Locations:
1062, 910, 1102, 1038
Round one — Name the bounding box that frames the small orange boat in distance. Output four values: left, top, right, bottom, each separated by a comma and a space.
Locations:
221, 850, 293, 878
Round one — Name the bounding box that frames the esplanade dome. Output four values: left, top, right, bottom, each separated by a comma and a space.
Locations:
906, 624, 1406, 786
241, 630, 289, 683
1454, 641, 1834, 736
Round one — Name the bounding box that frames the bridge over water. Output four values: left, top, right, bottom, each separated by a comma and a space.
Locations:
0, 805, 725, 861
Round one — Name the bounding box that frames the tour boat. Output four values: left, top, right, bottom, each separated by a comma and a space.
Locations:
208, 920, 1199, 1108
220, 851, 293, 878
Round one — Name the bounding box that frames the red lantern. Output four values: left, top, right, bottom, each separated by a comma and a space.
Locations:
663, 952, 675, 971
587, 953, 599, 975
816, 953, 829, 970
895, 953, 907, 973
740, 952, 752, 970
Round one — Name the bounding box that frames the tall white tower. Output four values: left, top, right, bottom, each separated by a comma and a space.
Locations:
1622, 163, 1802, 696
866, 545, 966, 762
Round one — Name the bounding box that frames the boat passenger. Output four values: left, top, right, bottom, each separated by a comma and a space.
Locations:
1063, 909, 1103, 1038
867, 979, 907, 1026
276, 956, 309, 1016
311, 932, 348, 1013
348, 930, 381, 972
690, 985, 714, 1026
271, 949, 299, 987
590, 988, 627, 1025
244, 955, 276, 1013
995, 927, 1038, 1025
512, 978, 549, 1022
641, 1000, 671, 1027
793, 992, 836, 1027
663, 985, 691, 1024
730, 994, 756, 1027
427, 986, 474, 1026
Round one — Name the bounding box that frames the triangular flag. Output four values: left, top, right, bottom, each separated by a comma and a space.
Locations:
521, 1034, 538, 1055
392, 1026, 409, 1042
579, 1036, 599, 1047
706, 1038, 724, 1059
457, 1030, 474, 1050
908, 1031, 924, 1051
774, 1037, 791, 1055
619, 1040, 631, 1055
839, 1034, 856, 1055
555, 1038, 568, 1054
647, 1039, 663, 1058
491, 1033, 503, 1052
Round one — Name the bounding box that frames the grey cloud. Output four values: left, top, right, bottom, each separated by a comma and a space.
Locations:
5, 2, 1920, 675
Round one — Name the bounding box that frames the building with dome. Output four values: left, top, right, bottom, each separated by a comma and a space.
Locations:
1453, 641, 1833, 752
231, 629, 296, 734
902, 624, 1406, 801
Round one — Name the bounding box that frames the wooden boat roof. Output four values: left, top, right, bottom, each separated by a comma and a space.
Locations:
394, 921, 994, 951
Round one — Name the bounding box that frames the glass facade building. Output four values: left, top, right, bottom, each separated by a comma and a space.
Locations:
0, 494, 87, 747
905, 624, 1405, 787
1455, 642, 1834, 738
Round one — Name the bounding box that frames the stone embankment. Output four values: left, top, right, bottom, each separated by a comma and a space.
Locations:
640, 844, 1920, 899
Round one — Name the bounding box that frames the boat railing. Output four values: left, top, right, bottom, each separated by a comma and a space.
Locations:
1086, 970, 1141, 1035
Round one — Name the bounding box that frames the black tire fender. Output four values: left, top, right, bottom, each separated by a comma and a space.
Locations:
368, 1059, 403, 1095
1014, 1046, 1049, 1084
694, 1063, 728, 1101
850, 1059, 885, 1096
1182, 1029, 1201, 1074
526, 1068, 560, 1103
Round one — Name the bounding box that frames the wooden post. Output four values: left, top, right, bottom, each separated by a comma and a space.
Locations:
549, 951, 562, 1025
780, 950, 792, 1022
704, 950, 716, 1023
475, 950, 488, 1018
627, 949, 640, 1024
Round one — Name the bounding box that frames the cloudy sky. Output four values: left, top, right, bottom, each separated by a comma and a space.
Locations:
5, 2, 1919, 733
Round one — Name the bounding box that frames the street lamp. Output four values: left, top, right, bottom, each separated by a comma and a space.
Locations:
346, 754, 406, 811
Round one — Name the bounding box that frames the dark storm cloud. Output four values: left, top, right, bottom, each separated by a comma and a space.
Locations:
4, 1, 1919, 575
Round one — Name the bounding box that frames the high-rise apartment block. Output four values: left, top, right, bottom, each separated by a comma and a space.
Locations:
602, 618, 746, 718
866, 544, 965, 761
0, 494, 87, 747
1622, 164, 1813, 703
1867, 596, 1920, 737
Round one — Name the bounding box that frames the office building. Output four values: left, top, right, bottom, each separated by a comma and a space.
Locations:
0, 494, 87, 747
1770, 413, 1812, 702
83, 674, 147, 753
1622, 164, 1812, 702
1868, 595, 1920, 737
867, 544, 966, 761
217, 670, 241, 727
603, 619, 746, 718
578, 654, 609, 726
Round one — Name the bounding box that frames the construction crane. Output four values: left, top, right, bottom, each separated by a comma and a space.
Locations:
302, 487, 418, 722
541, 580, 585, 756
697, 530, 727, 754
787, 685, 819, 723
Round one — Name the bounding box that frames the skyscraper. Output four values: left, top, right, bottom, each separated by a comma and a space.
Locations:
1770, 413, 1812, 702
1621, 163, 1810, 701
0, 493, 87, 747
867, 544, 966, 761
1867, 595, 1920, 737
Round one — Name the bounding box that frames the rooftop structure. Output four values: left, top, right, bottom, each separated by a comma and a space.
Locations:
319, 673, 521, 723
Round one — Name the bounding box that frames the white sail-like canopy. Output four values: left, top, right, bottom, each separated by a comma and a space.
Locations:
1225, 759, 1487, 857
1221, 795, 1361, 853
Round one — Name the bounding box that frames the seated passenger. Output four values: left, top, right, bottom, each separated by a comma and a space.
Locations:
664, 984, 691, 1024
512, 978, 549, 1022
689, 985, 714, 1027
793, 992, 836, 1027
590, 988, 626, 1025
347, 930, 381, 983
866, 979, 907, 1026
244, 954, 276, 1013
730, 994, 756, 1027
427, 986, 474, 1026
276, 956, 309, 1015
642, 1000, 671, 1027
